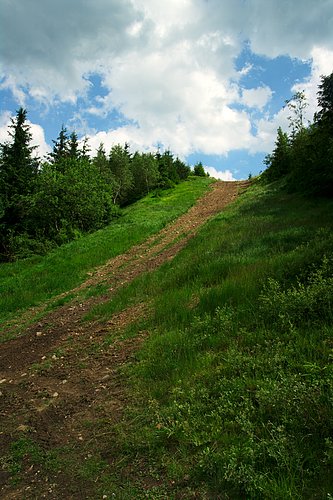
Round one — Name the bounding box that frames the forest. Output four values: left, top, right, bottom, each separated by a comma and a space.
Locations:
0, 115, 208, 262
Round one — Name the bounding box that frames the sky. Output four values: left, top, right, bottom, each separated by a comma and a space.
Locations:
0, 0, 333, 180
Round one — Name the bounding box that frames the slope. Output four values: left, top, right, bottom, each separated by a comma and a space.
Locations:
0, 180, 249, 499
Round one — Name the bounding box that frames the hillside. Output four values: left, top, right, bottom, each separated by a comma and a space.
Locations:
1, 178, 333, 499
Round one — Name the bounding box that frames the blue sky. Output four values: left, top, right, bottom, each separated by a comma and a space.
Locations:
1, 0, 333, 180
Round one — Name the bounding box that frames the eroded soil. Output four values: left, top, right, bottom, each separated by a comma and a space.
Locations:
0, 180, 249, 499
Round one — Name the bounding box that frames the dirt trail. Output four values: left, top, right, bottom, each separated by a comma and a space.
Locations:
0, 180, 250, 498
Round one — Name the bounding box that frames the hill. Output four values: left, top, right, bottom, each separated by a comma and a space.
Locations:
0, 177, 332, 499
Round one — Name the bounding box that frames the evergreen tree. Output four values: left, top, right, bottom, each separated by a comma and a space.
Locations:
174, 157, 191, 180
48, 125, 69, 167
157, 150, 179, 186
193, 161, 206, 177
0, 108, 39, 259
263, 73, 333, 197
315, 73, 333, 131
263, 127, 290, 181
80, 136, 91, 161
93, 143, 109, 176
68, 131, 80, 159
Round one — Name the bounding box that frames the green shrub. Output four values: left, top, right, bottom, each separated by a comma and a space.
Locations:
259, 256, 333, 329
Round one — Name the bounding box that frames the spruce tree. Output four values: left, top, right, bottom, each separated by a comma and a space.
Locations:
315, 72, 333, 131
193, 161, 206, 177
48, 125, 69, 167
0, 108, 39, 258
263, 127, 290, 181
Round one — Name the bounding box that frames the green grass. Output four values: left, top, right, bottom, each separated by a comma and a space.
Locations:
0, 177, 212, 328
89, 179, 333, 499
2, 177, 333, 498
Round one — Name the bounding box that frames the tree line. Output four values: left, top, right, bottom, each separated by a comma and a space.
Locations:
0, 111, 206, 261
263, 72, 333, 196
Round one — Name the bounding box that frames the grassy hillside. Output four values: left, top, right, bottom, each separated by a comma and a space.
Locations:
85, 179, 333, 498
0, 177, 212, 330
2, 178, 333, 498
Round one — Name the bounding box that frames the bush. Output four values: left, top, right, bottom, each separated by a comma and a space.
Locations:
259, 256, 333, 329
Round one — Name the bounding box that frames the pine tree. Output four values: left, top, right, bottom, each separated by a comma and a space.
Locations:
193, 161, 206, 177
68, 131, 80, 159
93, 143, 109, 176
0, 108, 39, 258
263, 127, 290, 181
315, 72, 333, 130
174, 157, 191, 180
48, 125, 69, 166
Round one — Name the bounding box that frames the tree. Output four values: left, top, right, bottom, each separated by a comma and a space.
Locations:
0, 108, 39, 259
109, 144, 134, 205
174, 157, 191, 180
315, 72, 333, 130
193, 162, 206, 177
30, 158, 115, 244
263, 127, 290, 181
285, 90, 308, 139
48, 125, 69, 167
157, 150, 179, 187
263, 74, 333, 197
93, 143, 109, 176
130, 152, 160, 200
80, 136, 91, 161
68, 131, 80, 159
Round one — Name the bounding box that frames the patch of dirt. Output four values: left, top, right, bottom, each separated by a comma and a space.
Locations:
0, 180, 250, 498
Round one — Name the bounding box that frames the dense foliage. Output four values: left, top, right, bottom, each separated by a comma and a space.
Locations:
0, 112, 191, 261
263, 72, 333, 196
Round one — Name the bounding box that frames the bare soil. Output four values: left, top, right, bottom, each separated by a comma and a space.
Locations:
0, 180, 249, 499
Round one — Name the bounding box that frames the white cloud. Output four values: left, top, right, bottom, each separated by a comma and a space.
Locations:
204, 166, 236, 181
241, 86, 273, 110
29, 123, 50, 158
0, 111, 13, 142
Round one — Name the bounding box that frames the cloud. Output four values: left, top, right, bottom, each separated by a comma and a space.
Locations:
241, 86, 273, 110
29, 122, 50, 158
201, 0, 333, 60
0, 111, 13, 142
0, 0, 142, 103
204, 166, 236, 181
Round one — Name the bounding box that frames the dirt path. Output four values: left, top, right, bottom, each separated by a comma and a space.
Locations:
0, 180, 249, 498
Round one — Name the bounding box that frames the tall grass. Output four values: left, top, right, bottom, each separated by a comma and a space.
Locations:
102, 180, 333, 498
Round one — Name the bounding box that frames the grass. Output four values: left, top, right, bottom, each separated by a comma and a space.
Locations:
2, 177, 333, 498
0, 176, 212, 329
86, 179, 333, 498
